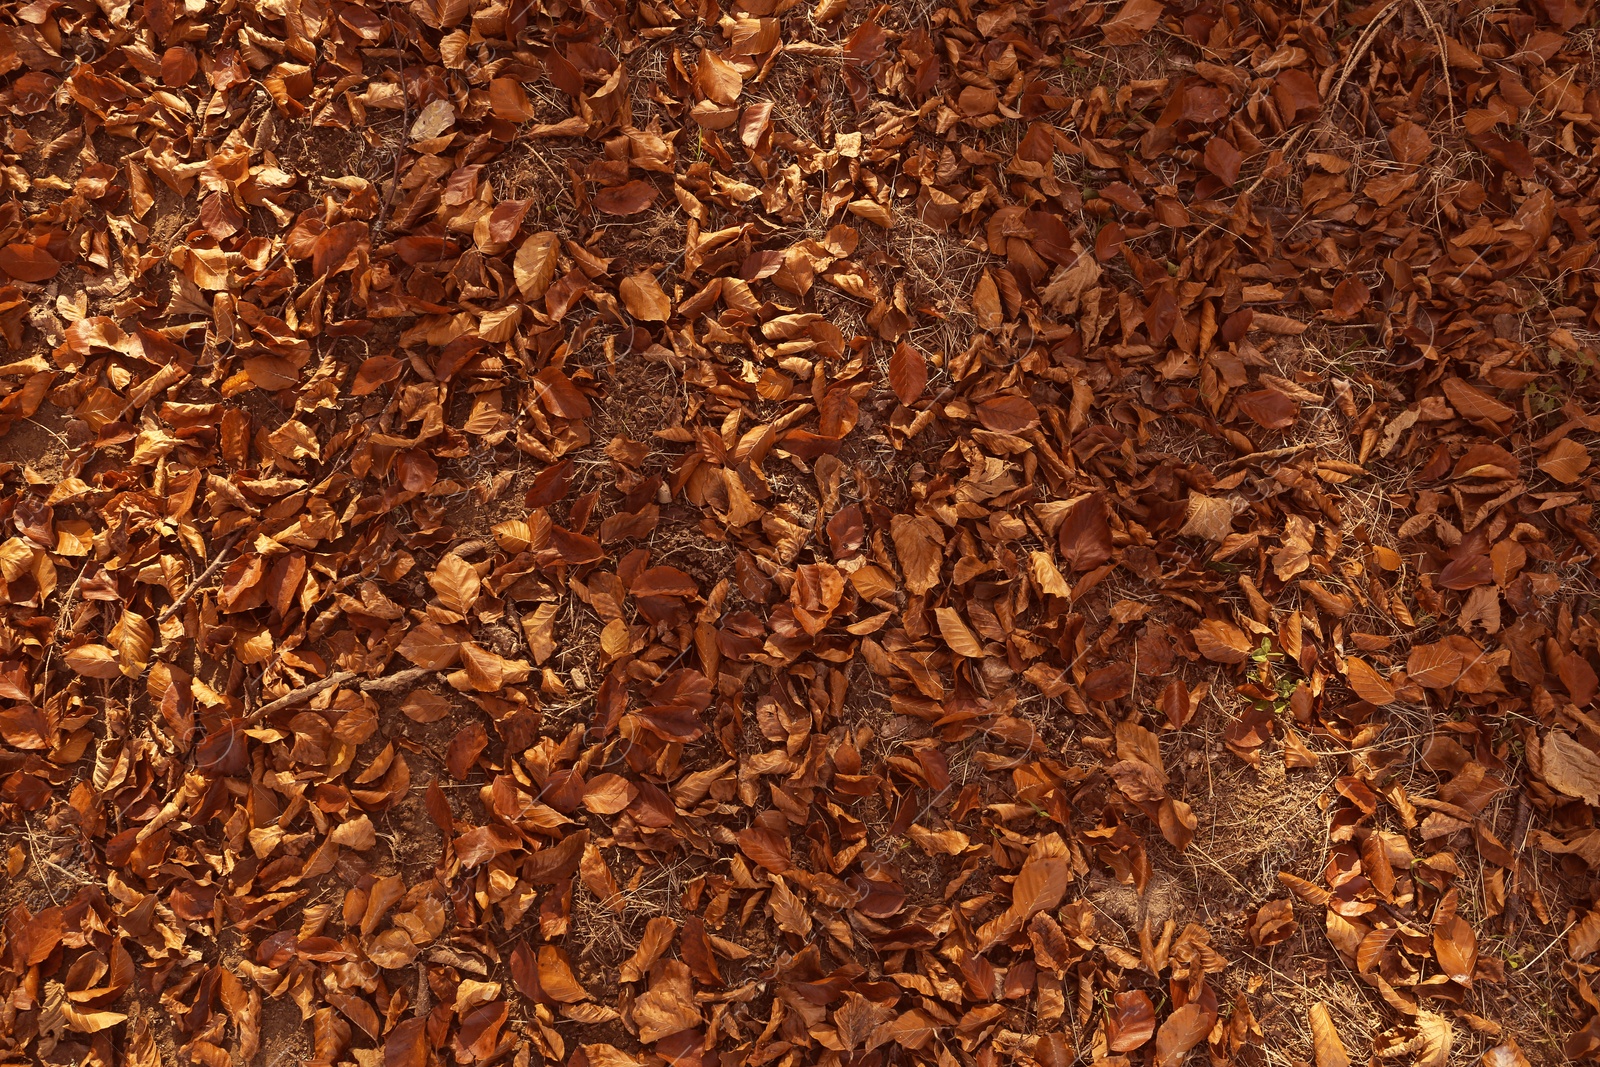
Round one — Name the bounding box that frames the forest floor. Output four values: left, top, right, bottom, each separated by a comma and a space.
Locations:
1, 0, 1600, 1065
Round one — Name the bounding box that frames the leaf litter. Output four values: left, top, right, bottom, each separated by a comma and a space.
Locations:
0, 0, 1598, 1063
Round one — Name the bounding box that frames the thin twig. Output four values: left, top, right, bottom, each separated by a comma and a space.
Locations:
1520, 918, 1578, 972
158, 530, 245, 624
1410, 0, 1458, 133
249, 667, 431, 721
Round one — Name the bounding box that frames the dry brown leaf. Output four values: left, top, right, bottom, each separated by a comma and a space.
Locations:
631, 960, 702, 1042
1345, 657, 1397, 705
1309, 1003, 1350, 1067
934, 607, 984, 658
1154, 1003, 1215, 1067
1542, 730, 1600, 805
1414, 1012, 1454, 1067
620, 272, 671, 322
515, 232, 560, 299
1539, 437, 1591, 483
1102, 0, 1164, 44
889, 342, 927, 405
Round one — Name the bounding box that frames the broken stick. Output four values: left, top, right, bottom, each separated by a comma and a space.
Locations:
250, 667, 431, 721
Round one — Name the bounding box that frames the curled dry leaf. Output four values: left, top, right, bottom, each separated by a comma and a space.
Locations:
1248, 898, 1297, 946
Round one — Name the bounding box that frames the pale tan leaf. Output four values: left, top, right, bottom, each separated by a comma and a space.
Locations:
846, 199, 892, 228
906, 825, 971, 855
1570, 907, 1600, 959
1481, 1040, 1533, 1067
521, 602, 560, 665
768, 874, 812, 937
1414, 1011, 1453, 1067
429, 553, 480, 615
630, 959, 701, 1042
1153, 1003, 1214, 1067
1030, 551, 1072, 598
583, 1045, 643, 1067
1179, 493, 1236, 541
478, 304, 521, 342
366, 928, 419, 969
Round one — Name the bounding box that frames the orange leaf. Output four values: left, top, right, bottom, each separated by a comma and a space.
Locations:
1344, 657, 1396, 705
1154, 1002, 1215, 1067
0, 243, 60, 282
1107, 990, 1155, 1051
1192, 619, 1251, 664
1433, 912, 1477, 984
489, 78, 533, 121
1308, 1003, 1350, 1067
619, 272, 671, 322
934, 607, 984, 658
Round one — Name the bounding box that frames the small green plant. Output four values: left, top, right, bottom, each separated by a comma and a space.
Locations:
1250, 638, 1281, 665
1525, 379, 1565, 416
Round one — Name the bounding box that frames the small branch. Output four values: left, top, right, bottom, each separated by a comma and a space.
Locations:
250, 667, 431, 721
158, 530, 245, 624
1410, 0, 1458, 133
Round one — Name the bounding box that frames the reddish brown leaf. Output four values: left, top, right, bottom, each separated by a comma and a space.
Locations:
594, 180, 660, 215
1102, 0, 1163, 45
1058, 494, 1112, 572
889, 342, 927, 405
1107, 990, 1156, 1051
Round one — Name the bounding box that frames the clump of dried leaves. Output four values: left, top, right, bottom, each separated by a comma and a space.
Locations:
0, 0, 1598, 1063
